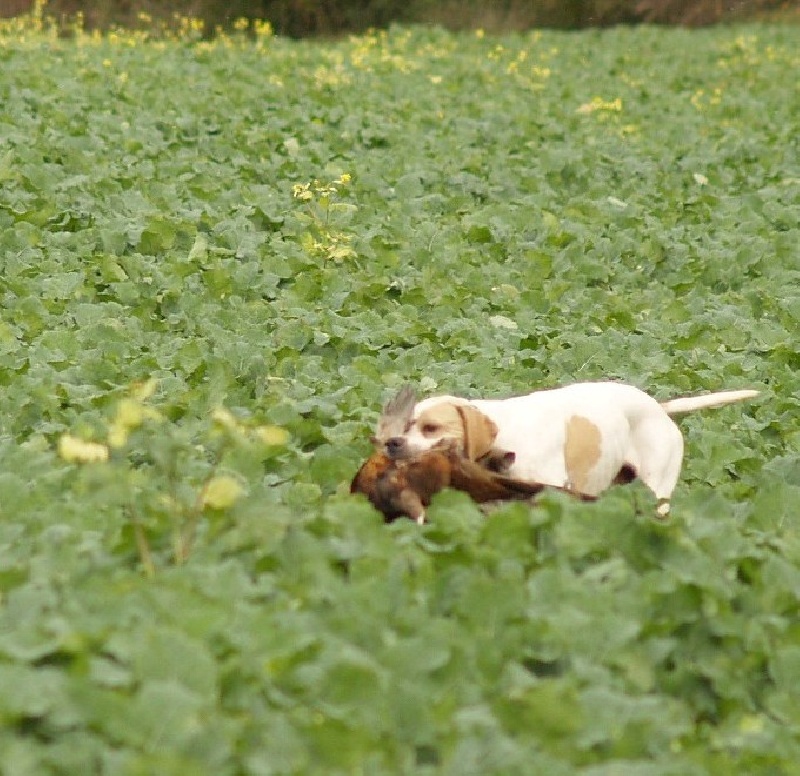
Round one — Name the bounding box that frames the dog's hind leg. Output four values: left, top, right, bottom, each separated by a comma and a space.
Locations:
632, 417, 684, 518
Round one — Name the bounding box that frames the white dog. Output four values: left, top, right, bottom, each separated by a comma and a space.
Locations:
382, 382, 759, 517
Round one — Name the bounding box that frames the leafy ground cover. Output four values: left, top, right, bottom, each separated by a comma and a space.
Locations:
0, 15, 799, 775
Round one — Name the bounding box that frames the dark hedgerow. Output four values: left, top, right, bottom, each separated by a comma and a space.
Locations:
8, 0, 797, 36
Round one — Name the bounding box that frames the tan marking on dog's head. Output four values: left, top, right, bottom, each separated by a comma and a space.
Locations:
411, 402, 497, 461
564, 415, 602, 494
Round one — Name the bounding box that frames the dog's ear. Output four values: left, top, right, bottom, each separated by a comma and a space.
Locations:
455, 405, 498, 461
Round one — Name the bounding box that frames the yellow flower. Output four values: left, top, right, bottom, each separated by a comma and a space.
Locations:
577, 96, 622, 114
131, 378, 158, 402
107, 383, 161, 448
292, 183, 313, 201
116, 398, 145, 429
201, 475, 245, 509
255, 425, 290, 446
254, 20, 272, 39
211, 407, 243, 434
58, 435, 109, 463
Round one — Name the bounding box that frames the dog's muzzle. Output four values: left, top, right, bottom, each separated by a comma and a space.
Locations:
385, 437, 408, 459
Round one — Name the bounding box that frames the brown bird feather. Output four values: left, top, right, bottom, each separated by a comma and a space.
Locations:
350, 441, 549, 523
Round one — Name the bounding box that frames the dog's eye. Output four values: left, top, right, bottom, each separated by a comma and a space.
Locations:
421, 423, 440, 435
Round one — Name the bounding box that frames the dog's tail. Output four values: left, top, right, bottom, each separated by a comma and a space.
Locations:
660, 389, 759, 415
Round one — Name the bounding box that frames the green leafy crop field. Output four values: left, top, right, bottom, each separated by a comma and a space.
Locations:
0, 15, 799, 774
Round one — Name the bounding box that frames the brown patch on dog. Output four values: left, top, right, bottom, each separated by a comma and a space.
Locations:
564, 415, 602, 494
455, 404, 498, 461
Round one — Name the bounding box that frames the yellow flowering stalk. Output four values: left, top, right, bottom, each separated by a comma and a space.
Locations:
107, 379, 162, 449
577, 96, 623, 114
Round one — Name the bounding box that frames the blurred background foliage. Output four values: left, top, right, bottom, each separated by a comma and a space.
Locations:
1, 0, 798, 36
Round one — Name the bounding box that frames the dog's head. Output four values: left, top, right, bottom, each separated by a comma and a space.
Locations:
383, 395, 498, 462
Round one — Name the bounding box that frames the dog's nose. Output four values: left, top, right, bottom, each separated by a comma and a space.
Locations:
385, 437, 406, 458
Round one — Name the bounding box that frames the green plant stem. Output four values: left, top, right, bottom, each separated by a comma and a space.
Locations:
127, 504, 156, 577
